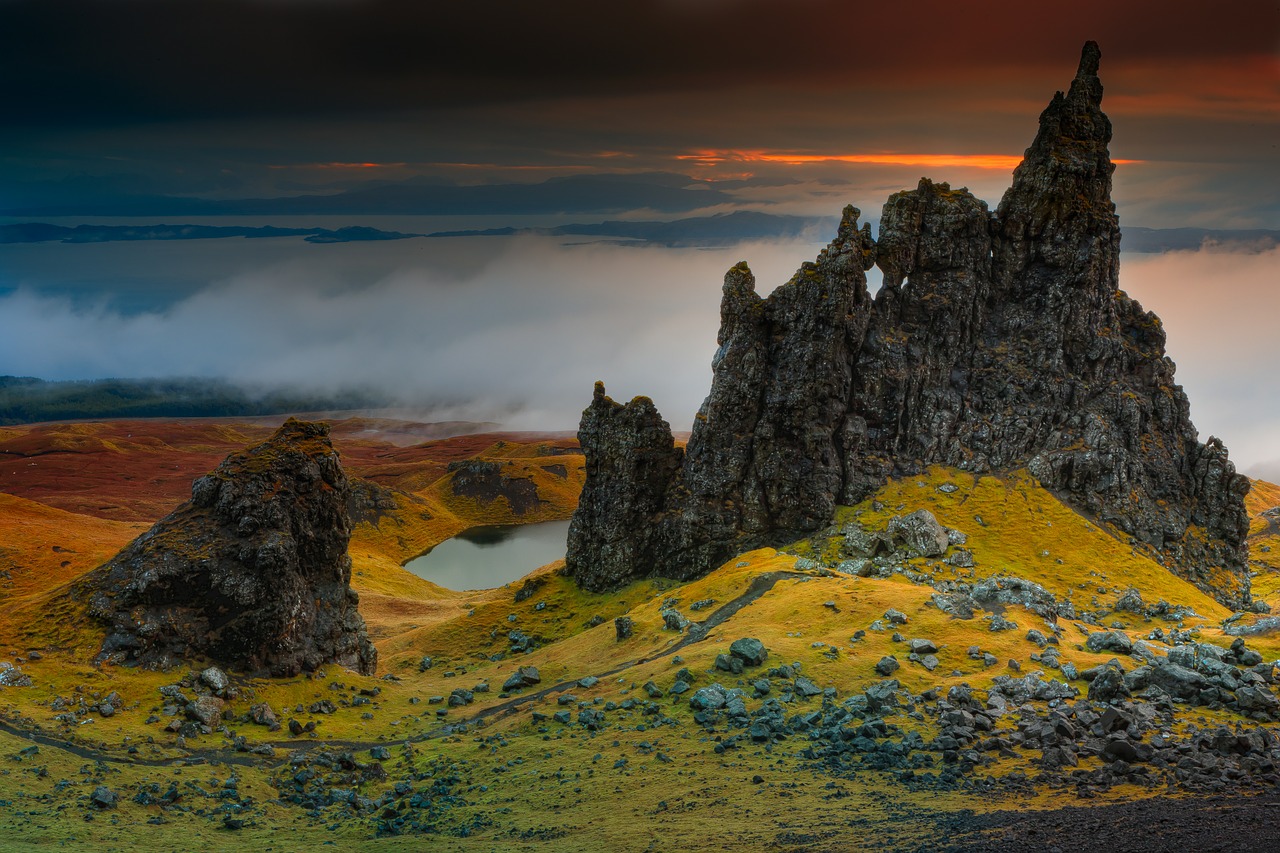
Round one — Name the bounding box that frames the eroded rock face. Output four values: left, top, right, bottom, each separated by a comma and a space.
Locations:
84, 418, 377, 675
566, 42, 1250, 606
565, 384, 684, 592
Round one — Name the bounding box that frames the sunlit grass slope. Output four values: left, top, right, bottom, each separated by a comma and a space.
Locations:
3, 425, 1280, 851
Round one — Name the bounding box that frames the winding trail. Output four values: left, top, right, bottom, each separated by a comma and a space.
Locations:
0, 568, 806, 770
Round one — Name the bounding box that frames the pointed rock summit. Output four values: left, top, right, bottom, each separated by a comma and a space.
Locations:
84, 418, 377, 676
566, 43, 1250, 606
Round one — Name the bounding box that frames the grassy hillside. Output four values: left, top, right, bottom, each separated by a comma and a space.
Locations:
0, 421, 1278, 850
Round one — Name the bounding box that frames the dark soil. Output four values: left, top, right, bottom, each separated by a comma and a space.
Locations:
930, 792, 1280, 852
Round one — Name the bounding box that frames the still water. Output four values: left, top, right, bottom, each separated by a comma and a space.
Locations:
403, 520, 571, 591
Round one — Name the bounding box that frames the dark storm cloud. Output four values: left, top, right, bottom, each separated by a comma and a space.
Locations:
2, 0, 1276, 127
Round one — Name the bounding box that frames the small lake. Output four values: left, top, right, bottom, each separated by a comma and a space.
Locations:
403, 520, 571, 591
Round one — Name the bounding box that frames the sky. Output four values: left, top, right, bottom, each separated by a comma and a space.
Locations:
1, 0, 1279, 473
2, 0, 1277, 226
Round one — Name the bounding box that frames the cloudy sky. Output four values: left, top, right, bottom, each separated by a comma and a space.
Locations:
1, 0, 1278, 472
3, 0, 1277, 225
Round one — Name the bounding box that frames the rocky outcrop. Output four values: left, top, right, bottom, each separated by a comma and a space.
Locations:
83, 418, 377, 676
448, 459, 543, 514
566, 384, 684, 591
566, 42, 1250, 605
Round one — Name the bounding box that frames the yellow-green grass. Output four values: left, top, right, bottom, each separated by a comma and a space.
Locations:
1245, 478, 1280, 607
3, 461, 1280, 849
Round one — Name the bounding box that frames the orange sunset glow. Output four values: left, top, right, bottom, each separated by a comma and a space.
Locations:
676, 150, 1144, 170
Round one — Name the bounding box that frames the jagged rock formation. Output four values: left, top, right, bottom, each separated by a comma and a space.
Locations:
84, 418, 377, 675
566, 42, 1250, 605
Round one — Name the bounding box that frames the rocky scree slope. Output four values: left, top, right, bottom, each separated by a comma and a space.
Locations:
81, 418, 377, 676
566, 42, 1249, 606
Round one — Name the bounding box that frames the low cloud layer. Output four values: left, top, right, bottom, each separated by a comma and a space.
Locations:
0, 235, 827, 430
1118, 245, 1280, 478
0, 237, 1273, 475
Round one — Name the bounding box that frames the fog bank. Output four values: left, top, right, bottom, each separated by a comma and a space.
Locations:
0, 236, 1272, 473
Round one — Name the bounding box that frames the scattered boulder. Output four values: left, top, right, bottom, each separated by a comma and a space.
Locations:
887, 510, 950, 557
1147, 662, 1208, 700
186, 696, 225, 730
249, 703, 281, 731
1086, 631, 1133, 655
615, 616, 634, 641
1087, 665, 1131, 703
90, 786, 118, 809
843, 523, 889, 558
714, 653, 744, 675
0, 663, 32, 688
502, 666, 541, 692
729, 638, 768, 667
200, 666, 230, 694
661, 609, 689, 633
1114, 588, 1145, 613
689, 684, 729, 711
875, 656, 900, 677
793, 677, 823, 699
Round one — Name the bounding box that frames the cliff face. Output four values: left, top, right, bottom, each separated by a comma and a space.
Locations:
565, 42, 1251, 605
84, 418, 378, 675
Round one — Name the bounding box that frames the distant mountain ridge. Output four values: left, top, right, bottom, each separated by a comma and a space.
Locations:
0, 222, 418, 244
0, 376, 395, 425
5, 216, 1272, 251
1, 172, 733, 217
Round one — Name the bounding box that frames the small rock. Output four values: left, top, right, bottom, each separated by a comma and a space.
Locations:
502, 667, 541, 692
883, 609, 908, 626
615, 616, 634, 641
661, 609, 689, 632
793, 677, 822, 698
714, 653, 744, 675
729, 638, 768, 666
187, 696, 225, 729
90, 786, 118, 809
248, 702, 280, 731
689, 684, 729, 711
887, 510, 950, 557
875, 656, 899, 676
908, 638, 938, 655
0, 664, 32, 688
200, 666, 230, 694
1086, 631, 1133, 655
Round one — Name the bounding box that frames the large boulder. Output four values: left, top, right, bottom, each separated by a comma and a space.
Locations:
729, 638, 768, 667
83, 419, 377, 676
887, 510, 950, 557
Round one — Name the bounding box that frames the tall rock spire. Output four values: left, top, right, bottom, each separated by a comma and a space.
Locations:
565, 43, 1250, 607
